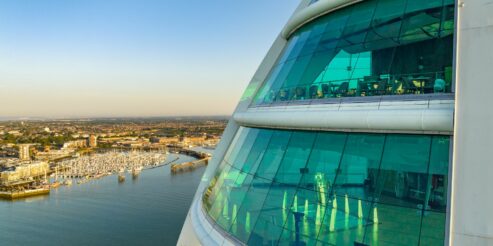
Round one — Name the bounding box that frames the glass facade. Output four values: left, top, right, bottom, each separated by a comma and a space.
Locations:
254, 0, 455, 105
203, 127, 450, 245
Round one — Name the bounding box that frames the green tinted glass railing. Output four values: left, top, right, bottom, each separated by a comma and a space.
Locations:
202, 127, 450, 246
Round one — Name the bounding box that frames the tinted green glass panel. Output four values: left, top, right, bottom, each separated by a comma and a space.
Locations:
300, 132, 347, 195
253, 0, 455, 104
229, 128, 259, 170
213, 167, 245, 229
223, 127, 251, 164
377, 135, 431, 209
204, 127, 451, 245
248, 183, 295, 245
274, 131, 316, 184
229, 176, 272, 243
362, 204, 422, 246
278, 228, 318, 246
334, 134, 385, 202
241, 129, 274, 174
248, 217, 285, 245
316, 200, 370, 245
255, 130, 292, 180
226, 171, 254, 235
419, 211, 446, 245
427, 136, 450, 212
206, 164, 235, 216
203, 162, 230, 210
288, 188, 326, 238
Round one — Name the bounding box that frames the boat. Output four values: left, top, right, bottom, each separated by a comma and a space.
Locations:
118, 173, 126, 182
51, 181, 61, 189
63, 179, 73, 186
132, 166, 142, 179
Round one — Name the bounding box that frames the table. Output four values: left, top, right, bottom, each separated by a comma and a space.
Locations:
412, 76, 431, 94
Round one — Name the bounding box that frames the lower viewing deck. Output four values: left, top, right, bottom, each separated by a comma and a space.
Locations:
197, 127, 449, 245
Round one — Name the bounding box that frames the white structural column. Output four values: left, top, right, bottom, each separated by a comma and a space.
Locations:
451, 0, 493, 245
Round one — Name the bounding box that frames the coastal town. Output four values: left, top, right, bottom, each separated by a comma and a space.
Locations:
0, 117, 226, 199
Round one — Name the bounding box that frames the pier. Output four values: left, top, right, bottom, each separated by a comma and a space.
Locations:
170, 157, 209, 174
0, 188, 50, 200
168, 147, 211, 174
168, 147, 210, 159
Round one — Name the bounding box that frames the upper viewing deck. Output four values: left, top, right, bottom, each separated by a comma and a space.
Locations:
252, 0, 455, 107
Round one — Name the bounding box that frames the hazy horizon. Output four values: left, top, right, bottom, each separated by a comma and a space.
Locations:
0, 0, 299, 118
0, 115, 231, 122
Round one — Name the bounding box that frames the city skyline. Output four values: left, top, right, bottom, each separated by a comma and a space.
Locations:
0, 0, 299, 118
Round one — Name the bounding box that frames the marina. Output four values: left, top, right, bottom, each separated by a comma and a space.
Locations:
0, 153, 206, 245
0, 147, 210, 200
0, 150, 169, 200
55, 150, 168, 181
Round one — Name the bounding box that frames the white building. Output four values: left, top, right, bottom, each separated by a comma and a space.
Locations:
18, 144, 31, 161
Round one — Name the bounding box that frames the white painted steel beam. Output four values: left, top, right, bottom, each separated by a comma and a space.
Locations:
234, 101, 454, 133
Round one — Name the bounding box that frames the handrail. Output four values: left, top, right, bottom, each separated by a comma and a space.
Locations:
254, 93, 454, 109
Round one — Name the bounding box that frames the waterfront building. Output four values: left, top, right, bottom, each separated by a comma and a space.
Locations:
157, 136, 181, 145
35, 149, 73, 161
18, 144, 31, 161
87, 134, 98, 148
179, 0, 493, 245
0, 161, 49, 185
62, 139, 87, 149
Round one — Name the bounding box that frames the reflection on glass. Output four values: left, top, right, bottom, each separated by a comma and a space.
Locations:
203, 127, 450, 245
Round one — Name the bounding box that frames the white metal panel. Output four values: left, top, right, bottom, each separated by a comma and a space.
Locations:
450, 0, 493, 244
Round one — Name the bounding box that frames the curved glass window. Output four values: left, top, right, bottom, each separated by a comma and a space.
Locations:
254, 0, 455, 105
202, 127, 450, 245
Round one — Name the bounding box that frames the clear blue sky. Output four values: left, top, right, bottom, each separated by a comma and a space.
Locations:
0, 0, 299, 118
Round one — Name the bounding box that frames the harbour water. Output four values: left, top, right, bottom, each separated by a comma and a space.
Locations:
0, 153, 205, 246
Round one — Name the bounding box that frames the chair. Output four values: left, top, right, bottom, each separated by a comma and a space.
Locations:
402, 77, 418, 94
334, 82, 349, 97
295, 87, 306, 100
309, 85, 318, 99
321, 84, 331, 98
374, 80, 388, 95
357, 80, 370, 96
391, 79, 404, 95
433, 79, 446, 93
278, 89, 290, 101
